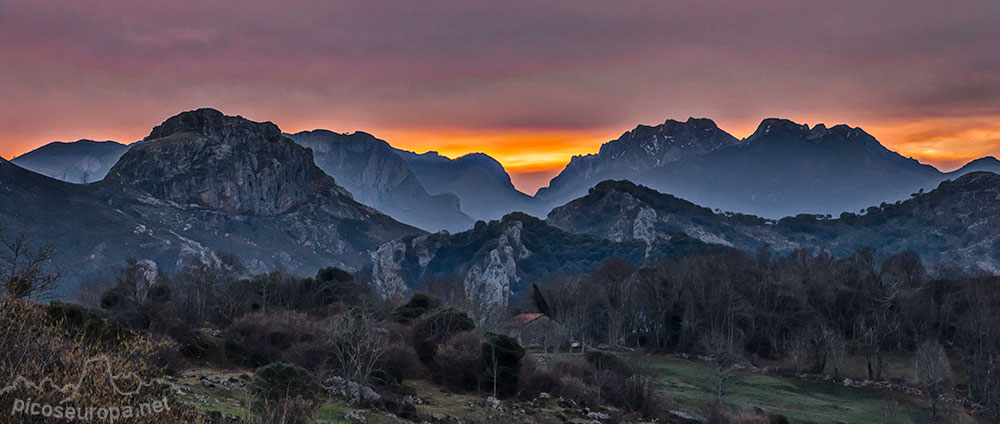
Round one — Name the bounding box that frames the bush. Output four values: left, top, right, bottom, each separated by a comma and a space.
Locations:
617, 374, 670, 420
45, 301, 129, 346
390, 293, 443, 324
293, 267, 371, 313
518, 355, 560, 397
585, 350, 633, 376
434, 331, 483, 392
251, 362, 321, 409
224, 311, 327, 369
482, 334, 526, 398
375, 341, 423, 385
154, 317, 224, 361
556, 376, 598, 408
552, 357, 595, 381
413, 307, 475, 365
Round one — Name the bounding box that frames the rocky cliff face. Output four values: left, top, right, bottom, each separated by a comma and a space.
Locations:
106, 109, 352, 216
369, 213, 715, 325
548, 173, 1000, 272
288, 130, 473, 232
11, 140, 129, 183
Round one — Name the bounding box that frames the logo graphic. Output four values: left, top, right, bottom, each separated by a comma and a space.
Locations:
1, 355, 173, 422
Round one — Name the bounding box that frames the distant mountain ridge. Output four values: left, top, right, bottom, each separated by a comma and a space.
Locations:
534, 117, 738, 210
395, 149, 535, 221
288, 130, 474, 232
11, 140, 129, 183
534, 117, 1000, 219
547, 173, 1000, 272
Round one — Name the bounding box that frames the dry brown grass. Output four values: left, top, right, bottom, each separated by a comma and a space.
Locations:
0, 296, 206, 423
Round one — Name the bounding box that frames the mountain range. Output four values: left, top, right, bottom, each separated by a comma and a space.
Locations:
14, 116, 999, 229
1, 109, 421, 293
4, 109, 999, 302
535, 117, 1000, 218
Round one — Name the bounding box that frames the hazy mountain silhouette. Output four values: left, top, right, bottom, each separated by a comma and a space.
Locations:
395, 149, 535, 221
535, 117, 994, 219
11, 140, 129, 184
288, 130, 474, 232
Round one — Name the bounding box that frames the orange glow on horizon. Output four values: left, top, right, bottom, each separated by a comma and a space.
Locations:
3, 116, 999, 194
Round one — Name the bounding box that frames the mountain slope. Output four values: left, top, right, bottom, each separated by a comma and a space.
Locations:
287, 130, 473, 232
0, 157, 204, 295
370, 212, 718, 323
395, 150, 535, 221
1, 109, 424, 294
949, 156, 1000, 178
548, 173, 1000, 272
534, 117, 738, 209
11, 140, 129, 183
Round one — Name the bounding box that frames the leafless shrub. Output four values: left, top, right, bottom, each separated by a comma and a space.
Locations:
433, 331, 483, 392
0, 228, 61, 300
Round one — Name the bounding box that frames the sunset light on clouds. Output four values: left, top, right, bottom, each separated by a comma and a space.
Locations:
2, 0, 999, 193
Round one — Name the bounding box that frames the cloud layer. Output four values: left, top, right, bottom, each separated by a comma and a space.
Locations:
1, 0, 998, 192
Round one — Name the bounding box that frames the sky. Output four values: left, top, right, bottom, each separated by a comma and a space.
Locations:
1, 1, 999, 194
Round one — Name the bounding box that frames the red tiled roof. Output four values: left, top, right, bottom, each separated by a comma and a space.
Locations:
510, 313, 544, 326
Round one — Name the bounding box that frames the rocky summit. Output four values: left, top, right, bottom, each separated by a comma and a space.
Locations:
106, 108, 354, 216
534, 117, 739, 210
1, 109, 423, 294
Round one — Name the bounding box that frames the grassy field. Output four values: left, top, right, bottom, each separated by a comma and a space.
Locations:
648, 354, 972, 424
175, 356, 977, 424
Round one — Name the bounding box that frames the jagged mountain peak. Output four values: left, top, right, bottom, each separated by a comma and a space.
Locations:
534, 116, 738, 209
144, 108, 281, 142
749, 118, 812, 139
747, 118, 875, 143
106, 109, 353, 216
548, 172, 1000, 272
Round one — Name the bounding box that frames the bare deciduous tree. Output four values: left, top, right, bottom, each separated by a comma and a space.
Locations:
914, 339, 953, 418
324, 312, 389, 406
0, 228, 61, 300
702, 329, 743, 402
